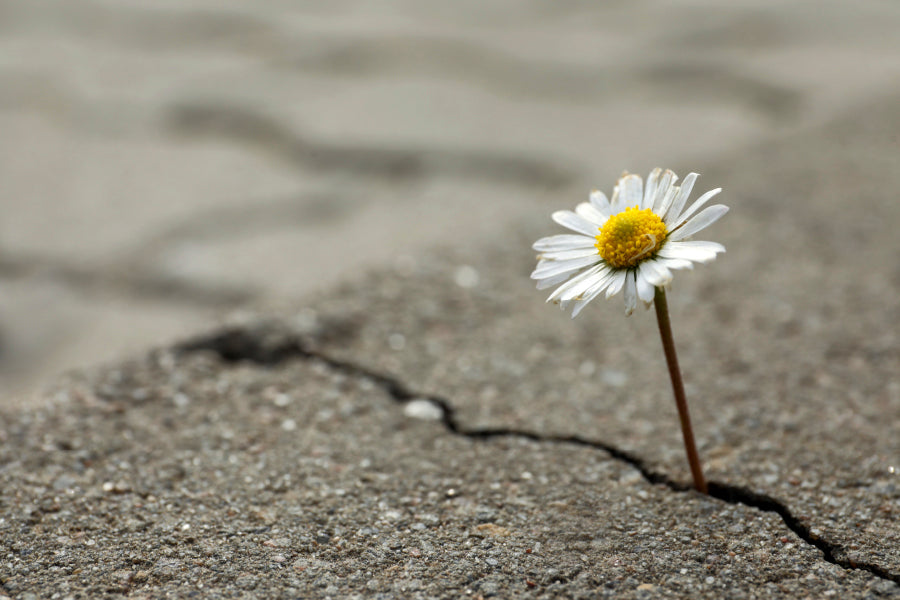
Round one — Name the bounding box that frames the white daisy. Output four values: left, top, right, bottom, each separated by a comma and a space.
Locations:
531, 168, 728, 317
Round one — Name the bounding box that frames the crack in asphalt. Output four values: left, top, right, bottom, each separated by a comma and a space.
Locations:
176, 326, 900, 587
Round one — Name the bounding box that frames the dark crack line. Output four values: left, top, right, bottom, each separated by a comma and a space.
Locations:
176, 327, 900, 587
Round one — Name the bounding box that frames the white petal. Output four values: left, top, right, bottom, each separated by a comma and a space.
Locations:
538, 247, 600, 261
570, 271, 618, 318
636, 270, 656, 305
618, 173, 643, 210
669, 240, 726, 253
531, 255, 599, 280
535, 271, 574, 290
654, 179, 678, 217
574, 202, 608, 227
664, 172, 698, 223
638, 259, 673, 287
657, 256, 695, 271
533, 234, 595, 252
623, 270, 637, 315
609, 183, 621, 212
552, 210, 601, 237
650, 169, 676, 212
669, 205, 729, 241
642, 168, 661, 211
570, 300, 592, 318
658, 240, 725, 263
589, 190, 612, 217
603, 269, 628, 298
547, 264, 608, 303
669, 187, 722, 229
561, 271, 617, 313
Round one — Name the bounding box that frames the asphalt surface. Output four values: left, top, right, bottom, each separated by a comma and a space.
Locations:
2, 2, 900, 598
4, 98, 900, 596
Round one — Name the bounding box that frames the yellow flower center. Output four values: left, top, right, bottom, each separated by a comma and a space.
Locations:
595, 206, 667, 268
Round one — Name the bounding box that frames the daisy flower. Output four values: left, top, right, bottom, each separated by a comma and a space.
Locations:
530, 167, 729, 494
531, 168, 728, 317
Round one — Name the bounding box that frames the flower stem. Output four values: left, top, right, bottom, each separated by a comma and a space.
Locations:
653, 286, 708, 494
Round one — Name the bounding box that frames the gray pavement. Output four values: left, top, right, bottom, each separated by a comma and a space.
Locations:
0, 347, 894, 598
3, 98, 900, 595
303, 92, 900, 582
2, 1, 900, 598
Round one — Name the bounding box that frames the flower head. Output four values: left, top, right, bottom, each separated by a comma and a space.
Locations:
531, 169, 728, 317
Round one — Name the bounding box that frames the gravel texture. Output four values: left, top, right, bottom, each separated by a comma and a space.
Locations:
1, 349, 896, 598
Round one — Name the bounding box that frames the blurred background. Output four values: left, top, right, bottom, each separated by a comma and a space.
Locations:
2, 0, 900, 407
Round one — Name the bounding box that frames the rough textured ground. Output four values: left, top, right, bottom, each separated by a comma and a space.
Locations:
303, 93, 900, 582
3, 97, 900, 595
0, 348, 896, 598
2, 2, 900, 598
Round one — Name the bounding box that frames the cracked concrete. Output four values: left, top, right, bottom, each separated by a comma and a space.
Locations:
3, 1, 900, 597
0, 340, 896, 598
294, 93, 900, 590
173, 311, 900, 590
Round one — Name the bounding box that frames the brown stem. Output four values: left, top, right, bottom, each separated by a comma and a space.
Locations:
653, 286, 708, 494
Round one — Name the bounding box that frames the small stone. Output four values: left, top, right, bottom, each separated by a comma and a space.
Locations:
872, 580, 900, 595
478, 579, 500, 597
403, 399, 443, 421
475, 506, 497, 522
474, 523, 511, 537
101, 481, 131, 494
381, 510, 403, 522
